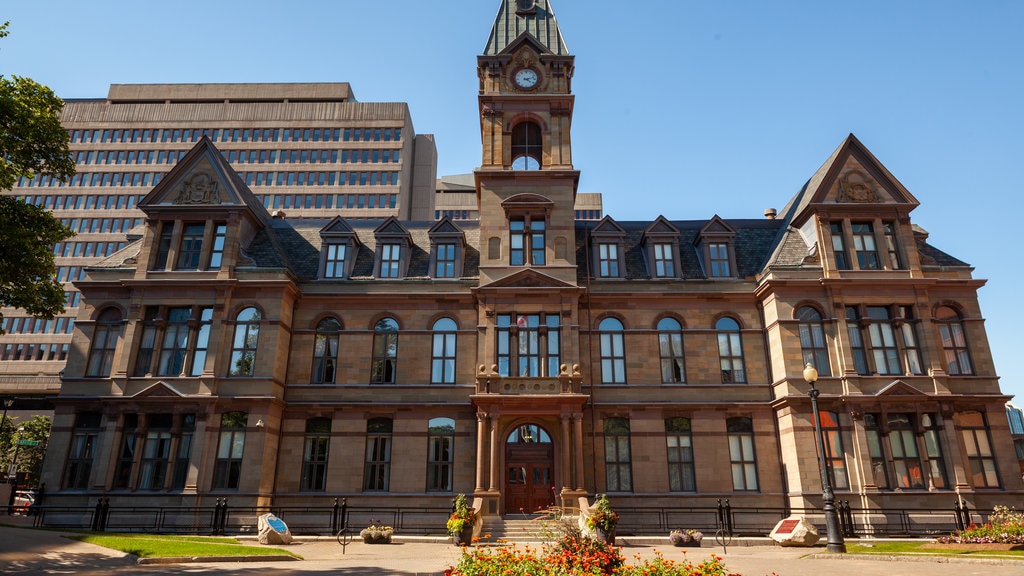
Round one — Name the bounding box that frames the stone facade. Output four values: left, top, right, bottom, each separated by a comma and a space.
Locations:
35, 0, 1020, 528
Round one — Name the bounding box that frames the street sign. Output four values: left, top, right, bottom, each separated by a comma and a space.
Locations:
16, 439, 38, 446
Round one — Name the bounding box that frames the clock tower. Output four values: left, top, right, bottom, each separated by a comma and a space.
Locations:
476, 0, 580, 285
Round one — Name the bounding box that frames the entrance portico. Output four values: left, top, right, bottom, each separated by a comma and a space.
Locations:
471, 365, 588, 517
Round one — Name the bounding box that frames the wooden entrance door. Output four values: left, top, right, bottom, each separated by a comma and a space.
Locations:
505, 424, 555, 515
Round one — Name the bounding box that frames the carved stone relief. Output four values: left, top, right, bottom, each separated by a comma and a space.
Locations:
174, 171, 221, 205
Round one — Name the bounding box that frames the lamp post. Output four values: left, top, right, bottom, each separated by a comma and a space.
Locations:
7, 426, 25, 515
803, 363, 846, 553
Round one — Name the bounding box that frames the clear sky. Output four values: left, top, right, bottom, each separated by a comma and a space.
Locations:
4, 1, 1022, 401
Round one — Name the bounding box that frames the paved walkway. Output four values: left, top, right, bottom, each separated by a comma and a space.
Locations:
1, 515, 1023, 576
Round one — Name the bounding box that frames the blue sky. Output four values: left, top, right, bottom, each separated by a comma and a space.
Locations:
4, 1, 1022, 401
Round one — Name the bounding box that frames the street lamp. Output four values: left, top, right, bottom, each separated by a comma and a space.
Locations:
803, 363, 846, 553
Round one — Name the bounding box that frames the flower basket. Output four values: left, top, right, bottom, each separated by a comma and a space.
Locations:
585, 494, 619, 544
669, 529, 703, 547
359, 523, 394, 544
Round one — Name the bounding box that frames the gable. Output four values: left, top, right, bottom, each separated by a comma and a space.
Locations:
591, 216, 626, 236
643, 216, 680, 237
373, 216, 411, 238
130, 381, 188, 399
698, 215, 737, 237
875, 380, 931, 398
479, 267, 577, 289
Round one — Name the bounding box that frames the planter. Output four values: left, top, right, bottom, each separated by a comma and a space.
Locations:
454, 525, 474, 546
595, 527, 616, 545
672, 540, 701, 547
362, 535, 392, 544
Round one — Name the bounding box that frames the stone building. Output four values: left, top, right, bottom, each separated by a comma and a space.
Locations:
37, 0, 1018, 529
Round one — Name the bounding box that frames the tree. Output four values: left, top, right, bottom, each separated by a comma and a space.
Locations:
0, 22, 76, 329
1, 415, 51, 488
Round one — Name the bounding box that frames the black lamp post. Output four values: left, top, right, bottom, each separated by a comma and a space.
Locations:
803, 363, 846, 553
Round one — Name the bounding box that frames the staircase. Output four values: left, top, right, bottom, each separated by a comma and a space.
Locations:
482, 516, 566, 543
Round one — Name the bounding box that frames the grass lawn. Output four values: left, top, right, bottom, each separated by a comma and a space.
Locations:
847, 541, 1024, 559
70, 533, 301, 559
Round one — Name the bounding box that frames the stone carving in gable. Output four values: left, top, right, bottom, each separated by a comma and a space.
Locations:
837, 170, 878, 203
174, 171, 221, 205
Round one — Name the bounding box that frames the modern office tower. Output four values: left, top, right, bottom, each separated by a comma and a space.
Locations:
0, 82, 438, 410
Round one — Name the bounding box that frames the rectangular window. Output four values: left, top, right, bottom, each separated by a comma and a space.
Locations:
379, 243, 401, 278
598, 243, 619, 277
301, 418, 331, 492
864, 414, 889, 488
156, 307, 191, 376
495, 313, 560, 377
866, 306, 901, 375
63, 412, 101, 489
509, 218, 545, 266
818, 411, 849, 490
830, 223, 850, 270
727, 417, 758, 491
152, 224, 173, 270
922, 413, 948, 489
665, 418, 695, 492
653, 243, 674, 277
958, 412, 1000, 487
882, 222, 901, 269
324, 243, 348, 278
208, 224, 227, 270
708, 243, 730, 277
435, 243, 456, 278
846, 307, 869, 375
112, 414, 138, 489
363, 418, 392, 491
851, 223, 880, 270
134, 308, 160, 376
604, 418, 632, 492
189, 308, 214, 377
212, 412, 247, 490
138, 423, 172, 491
888, 413, 926, 489
171, 414, 195, 490
427, 419, 455, 492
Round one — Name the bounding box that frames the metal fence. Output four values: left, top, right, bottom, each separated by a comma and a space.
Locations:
25, 498, 988, 538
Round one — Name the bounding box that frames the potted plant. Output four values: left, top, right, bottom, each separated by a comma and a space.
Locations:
585, 494, 619, 544
669, 529, 703, 547
359, 520, 394, 544
447, 493, 476, 546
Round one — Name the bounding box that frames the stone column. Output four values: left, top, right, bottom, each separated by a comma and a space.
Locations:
560, 415, 571, 490
475, 412, 487, 492
573, 413, 585, 491
488, 413, 500, 492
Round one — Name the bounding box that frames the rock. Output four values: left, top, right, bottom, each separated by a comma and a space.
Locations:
257, 513, 293, 545
769, 516, 819, 547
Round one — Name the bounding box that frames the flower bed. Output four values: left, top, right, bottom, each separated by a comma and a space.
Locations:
937, 505, 1024, 545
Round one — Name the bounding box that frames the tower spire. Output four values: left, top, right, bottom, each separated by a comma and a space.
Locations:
483, 0, 570, 56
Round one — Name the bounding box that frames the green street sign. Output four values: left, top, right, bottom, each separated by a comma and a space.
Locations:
16, 439, 38, 446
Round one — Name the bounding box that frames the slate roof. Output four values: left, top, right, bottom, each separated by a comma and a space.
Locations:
483, 0, 570, 56
575, 218, 786, 282
244, 218, 481, 281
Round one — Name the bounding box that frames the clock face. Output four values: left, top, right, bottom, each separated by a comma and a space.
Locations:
514, 68, 539, 89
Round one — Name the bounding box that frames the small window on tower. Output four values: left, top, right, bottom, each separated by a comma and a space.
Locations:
511, 121, 542, 170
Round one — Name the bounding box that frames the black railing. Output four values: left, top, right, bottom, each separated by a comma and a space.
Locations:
29, 499, 987, 538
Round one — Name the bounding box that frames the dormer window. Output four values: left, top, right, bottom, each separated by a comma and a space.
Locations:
428, 218, 466, 279
589, 217, 626, 279
372, 217, 412, 279
642, 217, 681, 279
828, 219, 902, 271
851, 223, 880, 270
695, 216, 737, 279
318, 216, 360, 280
151, 220, 228, 271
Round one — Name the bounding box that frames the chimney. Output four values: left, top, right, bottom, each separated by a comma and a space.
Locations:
764, 208, 777, 220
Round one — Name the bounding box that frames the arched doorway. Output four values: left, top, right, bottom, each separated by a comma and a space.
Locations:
504, 423, 555, 514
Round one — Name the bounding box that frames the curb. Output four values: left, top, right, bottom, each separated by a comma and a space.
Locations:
136, 554, 299, 564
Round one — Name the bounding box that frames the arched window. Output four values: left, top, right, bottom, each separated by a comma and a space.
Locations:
86, 308, 122, 377
229, 307, 261, 376
427, 418, 455, 492
431, 318, 457, 384
599, 318, 626, 384
511, 121, 542, 170
796, 306, 830, 377
311, 318, 341, 384
370, 318, 399, 384
716, 317, 745, 383
657, 318, 685, 383
936, 306, 973, 375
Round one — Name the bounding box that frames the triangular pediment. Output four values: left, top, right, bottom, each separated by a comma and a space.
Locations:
789, 134, 920, 227
643, 216, 680, 237
130, 381, 187, 399
138, 137, 266, 223
373, 216, 411, 239
699, 215, 736, 236
591, 216, 626, 236
480, 268, 576, 289
429, 217, 465, 237
875, 380, 931, 398
320, 216, 355, 236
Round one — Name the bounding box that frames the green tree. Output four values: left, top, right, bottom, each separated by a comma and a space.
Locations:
1, 415, 50, 488
0, 21, 76, 329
